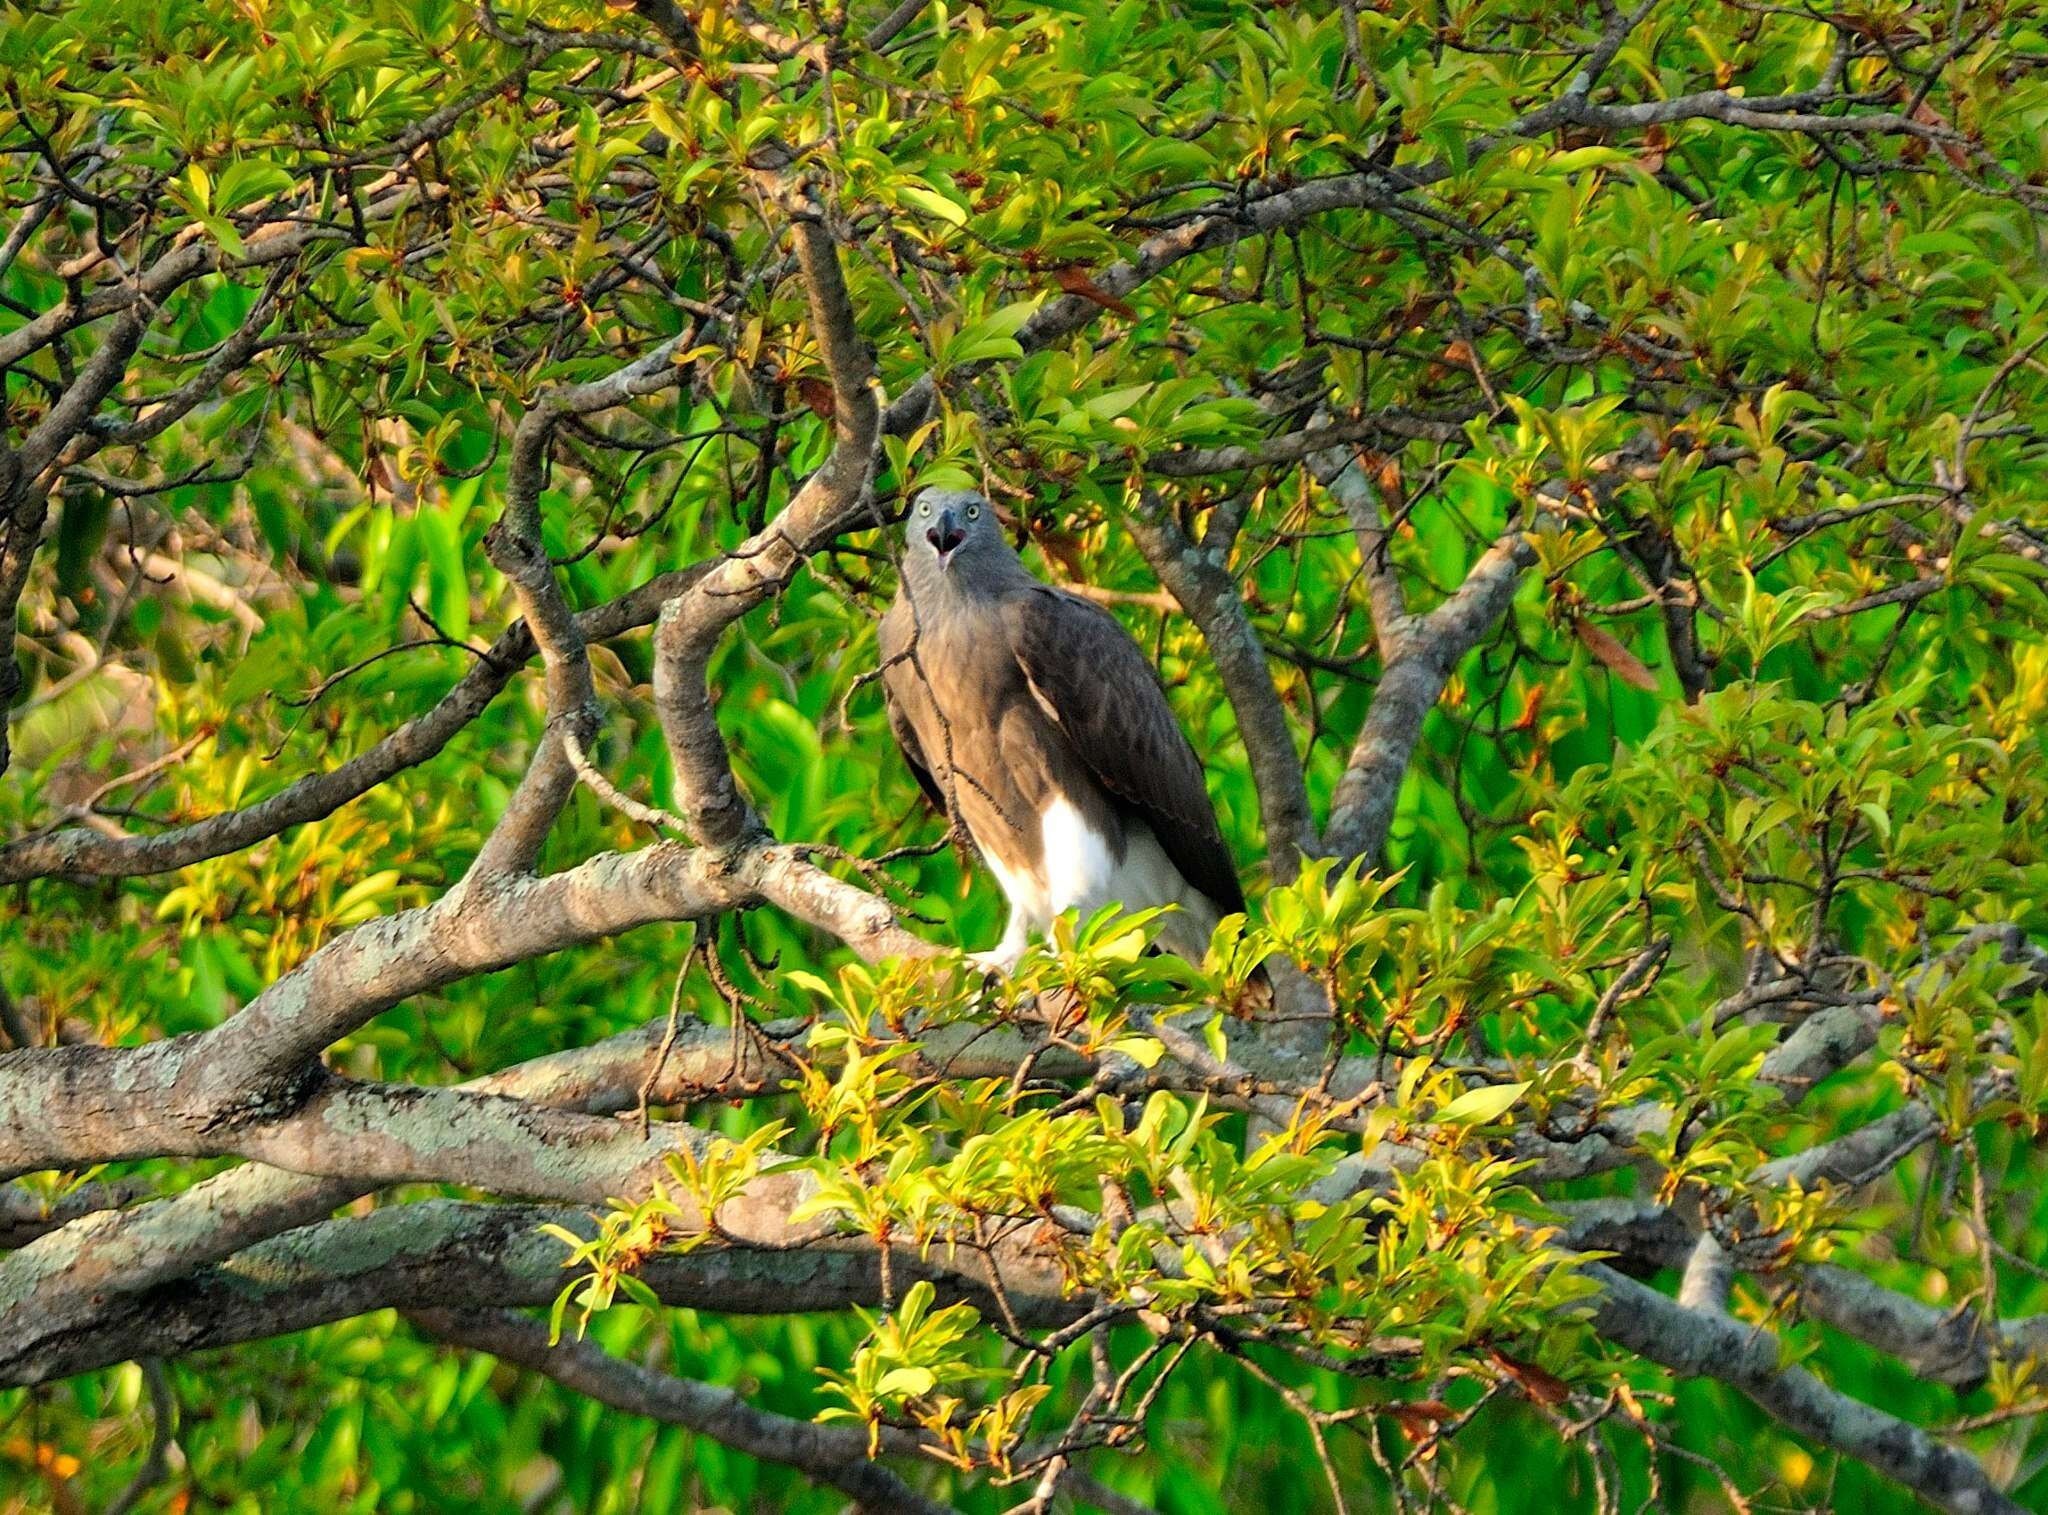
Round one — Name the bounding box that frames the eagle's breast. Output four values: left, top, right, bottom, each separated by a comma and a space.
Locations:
880, 573, 1233, 960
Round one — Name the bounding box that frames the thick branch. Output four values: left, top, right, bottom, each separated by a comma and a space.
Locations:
654, 197, 879, 849
471, 336, 704, 874
0, 839, 765, 1159
1125, 502, 1314, 873
1318, 456, 1531, 863
1589, 1264, 2024, 1515
0, 1198, 1080, 1386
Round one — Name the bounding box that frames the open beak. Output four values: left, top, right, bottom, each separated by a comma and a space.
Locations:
926, 508, 966, 569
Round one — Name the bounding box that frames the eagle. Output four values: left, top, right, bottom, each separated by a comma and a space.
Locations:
879, 488, 1246, 972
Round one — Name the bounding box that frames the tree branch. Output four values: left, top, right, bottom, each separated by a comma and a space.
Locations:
0, 565, 708, 884
1320, 470, 1534, 866
0, 1198, 1080, 1386
654, 189, 879, 849
1588, 1264, 2025, 1515
1125, 499, 1314, 874
412, 1307, 963, 1515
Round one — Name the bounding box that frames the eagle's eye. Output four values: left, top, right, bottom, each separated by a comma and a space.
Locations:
966, 504, 980, 521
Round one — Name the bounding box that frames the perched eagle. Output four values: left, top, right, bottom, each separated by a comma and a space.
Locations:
879, 488, 1246, 971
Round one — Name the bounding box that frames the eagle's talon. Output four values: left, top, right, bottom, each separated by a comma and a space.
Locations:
968, 947, 1023, 977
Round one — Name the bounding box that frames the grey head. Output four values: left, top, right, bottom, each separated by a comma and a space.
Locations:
900, 487, 1029, 600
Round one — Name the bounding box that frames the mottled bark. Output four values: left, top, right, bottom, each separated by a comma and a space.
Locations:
1126, 504, 1315, 876
1590, 1264, 2026, 1515
1316, 441, 1535, 865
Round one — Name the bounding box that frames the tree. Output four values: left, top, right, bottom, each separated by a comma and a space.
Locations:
3, 0, 2047, 1509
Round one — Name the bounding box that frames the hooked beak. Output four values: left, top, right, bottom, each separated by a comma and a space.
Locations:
926, 508, 966, 569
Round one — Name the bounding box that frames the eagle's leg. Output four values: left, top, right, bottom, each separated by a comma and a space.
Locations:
969, 909, 1031, 975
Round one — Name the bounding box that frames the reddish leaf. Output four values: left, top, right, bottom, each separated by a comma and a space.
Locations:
1052, 265, 1138, 320
1386, 1400, 1457, 1442
1431, 339, 1476, 381
1490, 1349, 1572, 1408
1355, 448, 1403, 502
1638, 125, 1670, 174
1033, 526, 1089, 579
1910, 100, 1973, 172
796, 377, 836, 421
1574, 619, 1658, 691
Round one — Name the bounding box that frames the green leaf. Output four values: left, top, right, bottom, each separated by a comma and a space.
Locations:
876, 1367, 937, 1398
1435, 1081, 1530, 1126
898, 182, 968, 227
1107, 1035, 1165, 1068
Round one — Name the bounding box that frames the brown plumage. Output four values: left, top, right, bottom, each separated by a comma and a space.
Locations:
879, 488, 1244, 970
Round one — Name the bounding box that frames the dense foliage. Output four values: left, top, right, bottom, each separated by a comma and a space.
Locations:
4, 0, 2048, 1511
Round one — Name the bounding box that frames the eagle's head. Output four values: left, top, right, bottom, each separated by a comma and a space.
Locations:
905, 487, 1006, 577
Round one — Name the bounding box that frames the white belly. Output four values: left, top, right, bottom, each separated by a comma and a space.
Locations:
980, 796, 1220, 958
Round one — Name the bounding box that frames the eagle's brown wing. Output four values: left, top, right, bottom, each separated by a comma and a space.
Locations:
877, 604, 947, 814
1001, 584, 1245, 914
884, 684, 946, 813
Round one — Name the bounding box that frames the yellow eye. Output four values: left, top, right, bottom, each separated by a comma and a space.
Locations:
966, 505, 980, 520
918, 503, 930, 516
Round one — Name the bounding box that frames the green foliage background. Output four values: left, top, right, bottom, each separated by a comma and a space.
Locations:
4, 0, 2048, 1510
